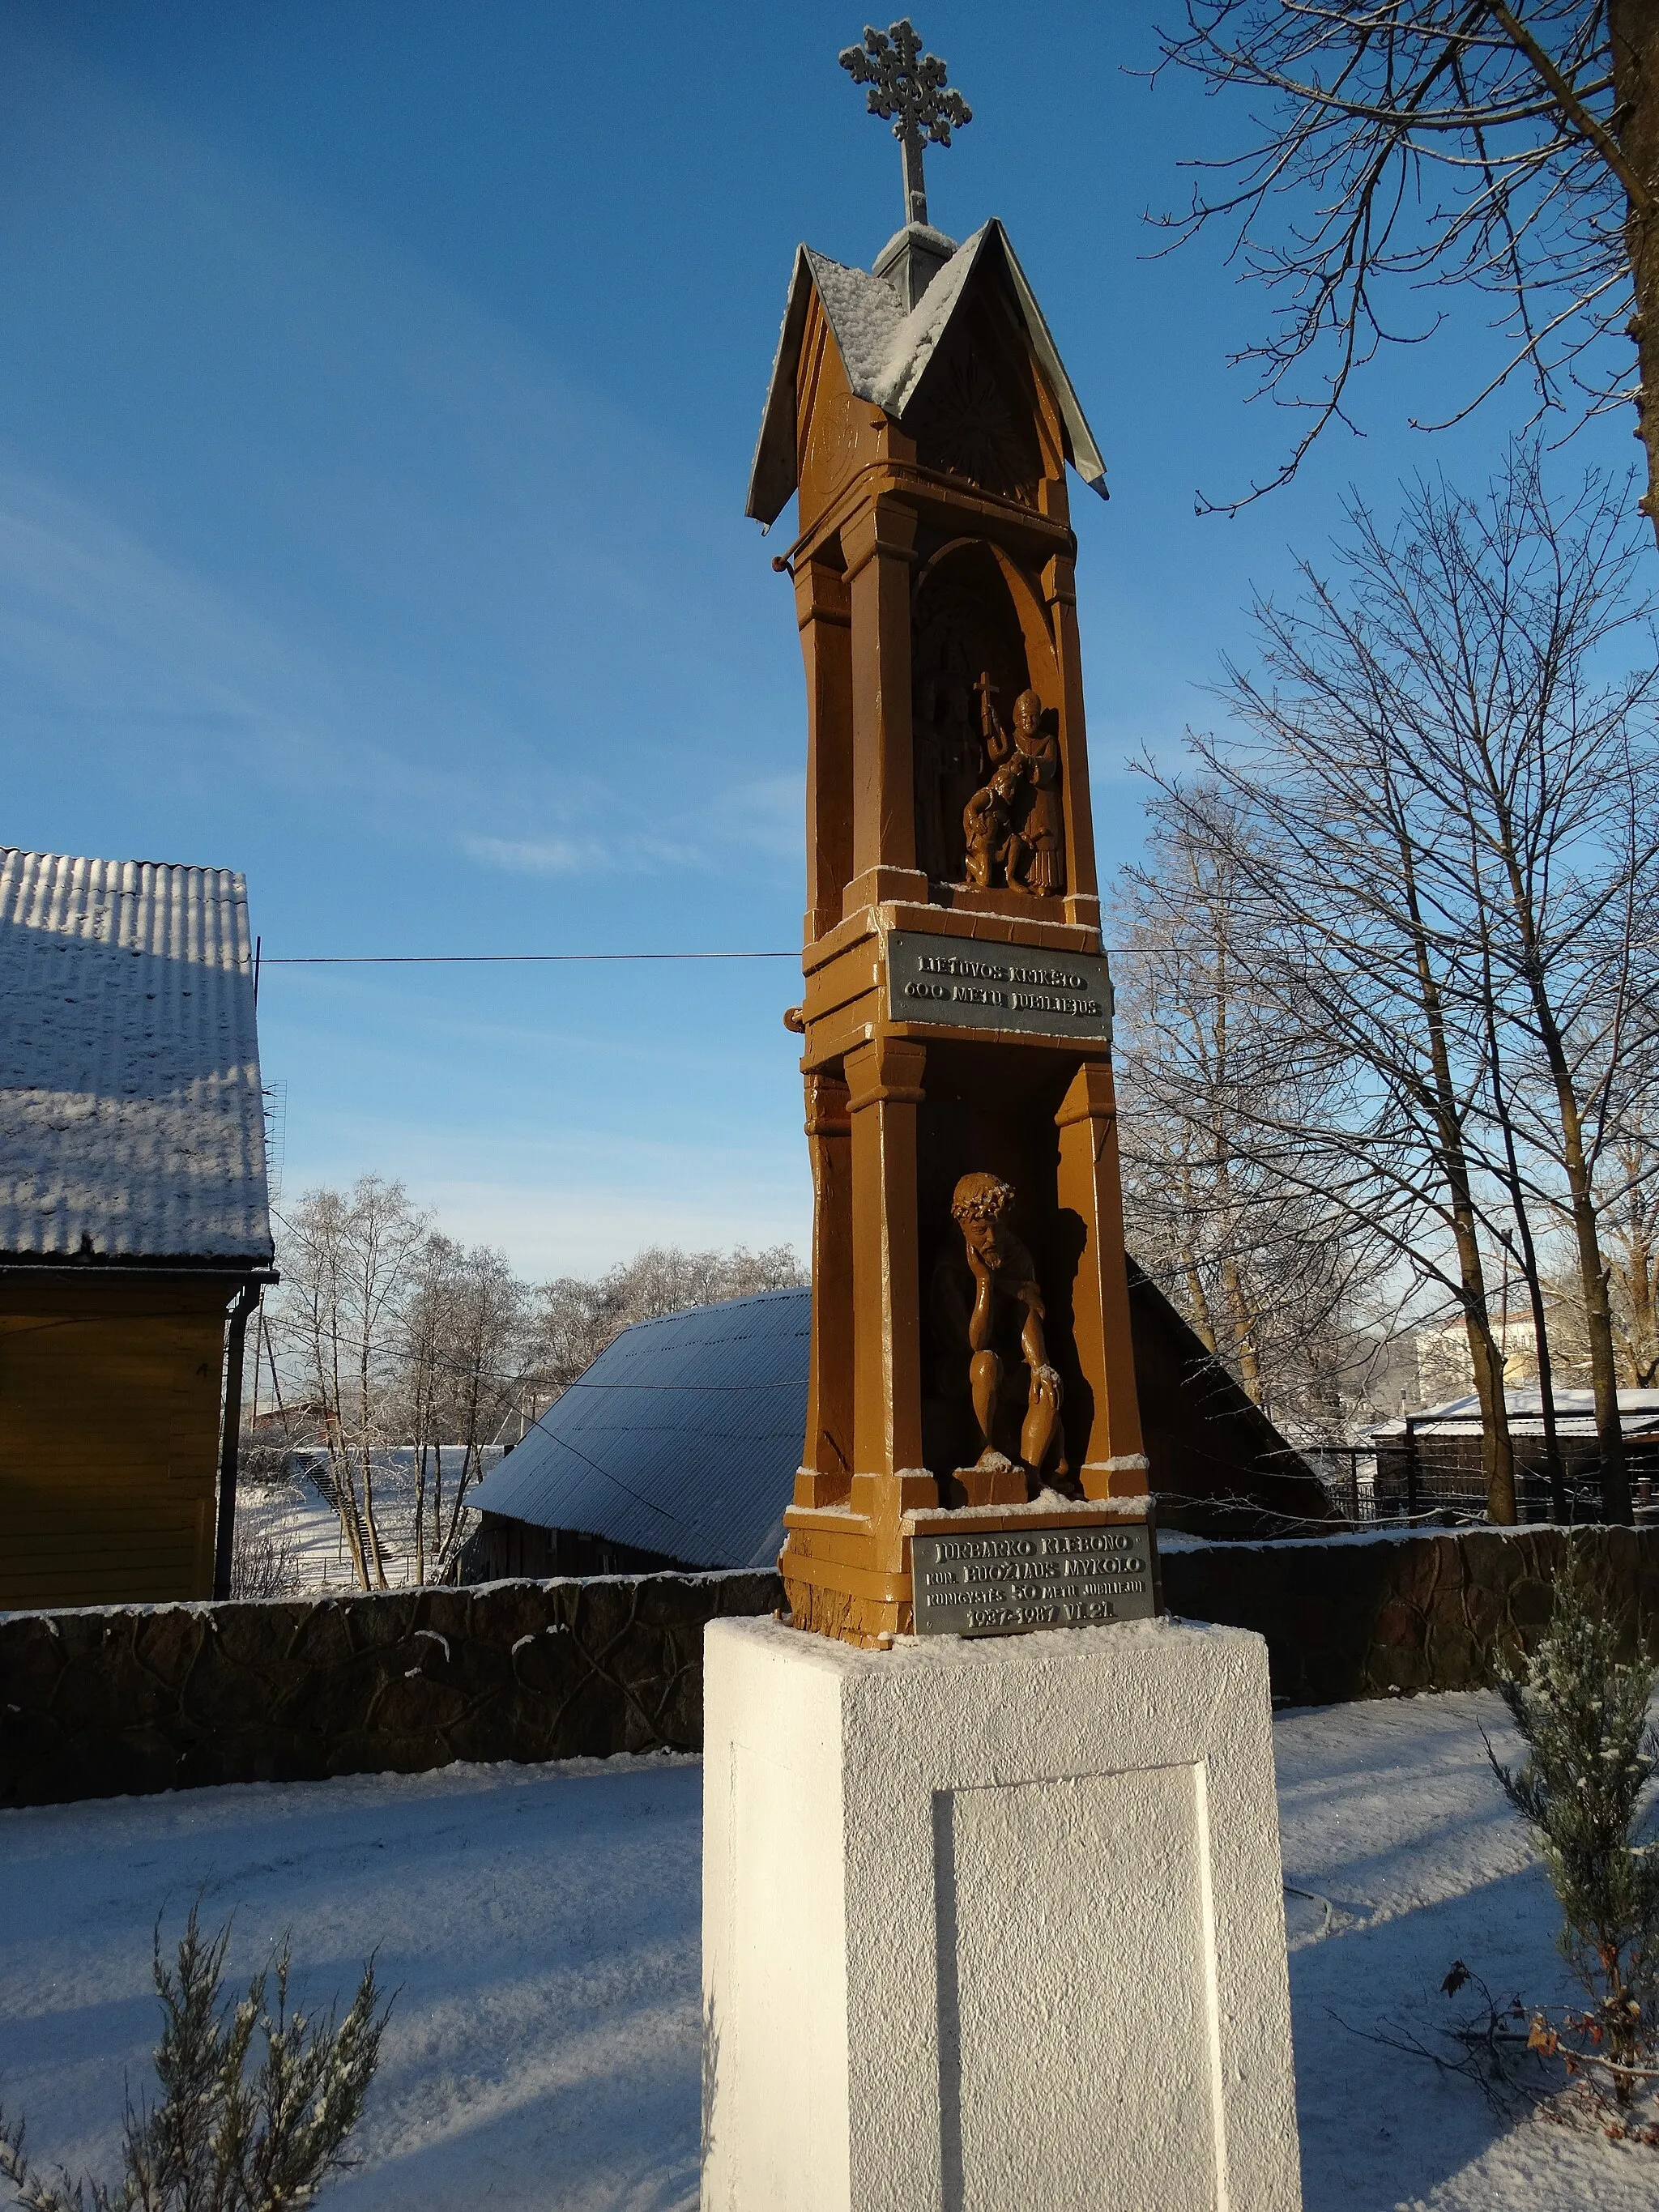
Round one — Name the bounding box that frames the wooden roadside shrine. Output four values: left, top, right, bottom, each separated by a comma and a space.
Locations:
749, 173, 1157, 1643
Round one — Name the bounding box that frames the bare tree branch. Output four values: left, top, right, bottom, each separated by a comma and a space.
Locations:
1151, 2, 1659, 534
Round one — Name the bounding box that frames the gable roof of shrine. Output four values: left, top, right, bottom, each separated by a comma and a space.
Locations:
746, 217, 1108, 528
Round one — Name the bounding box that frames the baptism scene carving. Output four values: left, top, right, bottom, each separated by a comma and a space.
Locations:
965, 682, 1065, 896
929, 1170, 1069, 1506
911, 545, 1065, 896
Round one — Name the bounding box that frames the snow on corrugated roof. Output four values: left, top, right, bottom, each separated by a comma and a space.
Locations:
1366, 1387, 1659, 1439
746, 218, 1107, 526
0, 848, 273, 1266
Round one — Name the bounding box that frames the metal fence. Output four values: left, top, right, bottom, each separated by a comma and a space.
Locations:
1304, 1434, 1659, 1528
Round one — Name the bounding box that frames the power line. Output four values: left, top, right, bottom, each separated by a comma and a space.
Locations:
259, 950, 799, 965
256, 945, 1139, 968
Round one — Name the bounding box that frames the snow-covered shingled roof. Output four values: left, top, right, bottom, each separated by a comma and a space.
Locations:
746, 218, 1107, 526
0, 848, 273, 1267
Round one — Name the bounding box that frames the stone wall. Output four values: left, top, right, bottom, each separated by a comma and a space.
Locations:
4, 1528, 1655, 1810
0, 1570, 783, 1810
1161, 1524, 1657, 1704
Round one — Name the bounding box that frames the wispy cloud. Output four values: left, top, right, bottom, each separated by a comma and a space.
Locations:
463, 834, 593, 876
0, 35, 787, 851
463, 766, 804, 882
720, 773, 803, 860
463, 827, 710, 877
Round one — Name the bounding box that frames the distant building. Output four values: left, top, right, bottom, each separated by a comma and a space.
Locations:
468, 1290, 808, 1575
0, 849, 274, 1607
1414, 1309, 1544, 1400
467, 1272, 1335, 1580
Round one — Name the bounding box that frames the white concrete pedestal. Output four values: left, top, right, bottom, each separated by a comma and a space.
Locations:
702, 1614, 1302, 2212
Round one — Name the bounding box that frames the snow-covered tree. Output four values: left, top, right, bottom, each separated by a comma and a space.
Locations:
1491, 1547, 1659, 2107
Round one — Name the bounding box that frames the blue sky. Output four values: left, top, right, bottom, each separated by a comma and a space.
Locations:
1, 2, 1638, 1276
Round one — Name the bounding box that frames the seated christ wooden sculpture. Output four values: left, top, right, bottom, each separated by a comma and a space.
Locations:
749, 18, 1149, 1644
945, 1170, 1065, 1492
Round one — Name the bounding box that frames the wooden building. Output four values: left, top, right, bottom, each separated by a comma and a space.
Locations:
1368, 1388, 1659, 1522
0, 849, 274, 1608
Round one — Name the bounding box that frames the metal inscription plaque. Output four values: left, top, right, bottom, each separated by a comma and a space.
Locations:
885, 931, 1114, 1046
911, 1523, 1158, 1639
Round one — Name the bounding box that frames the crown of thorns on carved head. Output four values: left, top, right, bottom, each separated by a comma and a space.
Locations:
951, 1171, 1015, 1222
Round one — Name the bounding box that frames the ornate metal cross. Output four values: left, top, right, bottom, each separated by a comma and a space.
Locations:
839, 19, 971, 230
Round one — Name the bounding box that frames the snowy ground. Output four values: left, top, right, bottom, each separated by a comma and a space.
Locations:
2, 1691, 1655, 2211
237, 1475, 366, 1590
235, 1453, 500, 1593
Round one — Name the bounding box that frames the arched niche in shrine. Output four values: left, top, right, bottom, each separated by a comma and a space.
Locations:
911, 538, 1066, 893
915, 1041, 1090, 1495
912, 542, 1026, 886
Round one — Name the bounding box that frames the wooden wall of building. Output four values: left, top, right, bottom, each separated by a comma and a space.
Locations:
0, 1273, 233, 1609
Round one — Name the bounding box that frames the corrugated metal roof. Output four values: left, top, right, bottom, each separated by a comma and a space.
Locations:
1367, 1387, 1659, 1439
468, 1287, 811, 1571
0, 848, 272, 1265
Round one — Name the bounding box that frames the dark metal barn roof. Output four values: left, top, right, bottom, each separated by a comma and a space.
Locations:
467, 1287, 811, 1571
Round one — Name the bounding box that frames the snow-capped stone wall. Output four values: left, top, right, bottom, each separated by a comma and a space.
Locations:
1164, 1521, 1658, 1705
0, 1569, 782, 1809
2, 1527, 1653, 1808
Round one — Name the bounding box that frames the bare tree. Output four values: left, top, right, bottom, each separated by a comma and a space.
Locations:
1154, 4, 1659, 543
1152, 450, 1657, 1520
1141, 759, 1525, 1517
266, 1199, 805, 1581
398, 1231, 454, 1583
1115, 795, 1375, 1437
1550, 1109, 1659, 1382
397, 1234, 526, 1580
522, 1244, 806, 1411
1399, 454, 1658, 1515
270, 1178, 432, 1588
1606, 1119, 1659, 1383
1468, 865, 1572, 1511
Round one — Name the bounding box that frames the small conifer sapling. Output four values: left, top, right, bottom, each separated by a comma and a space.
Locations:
0, 1901, 390, 2210
1488, 1547, 1659, 2127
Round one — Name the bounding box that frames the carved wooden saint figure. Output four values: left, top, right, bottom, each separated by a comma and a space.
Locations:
947, 1171, 1065, 1483
962, 680, 1065, 896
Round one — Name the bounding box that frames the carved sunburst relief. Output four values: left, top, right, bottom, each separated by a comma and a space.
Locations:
910, 347, 1041, 503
